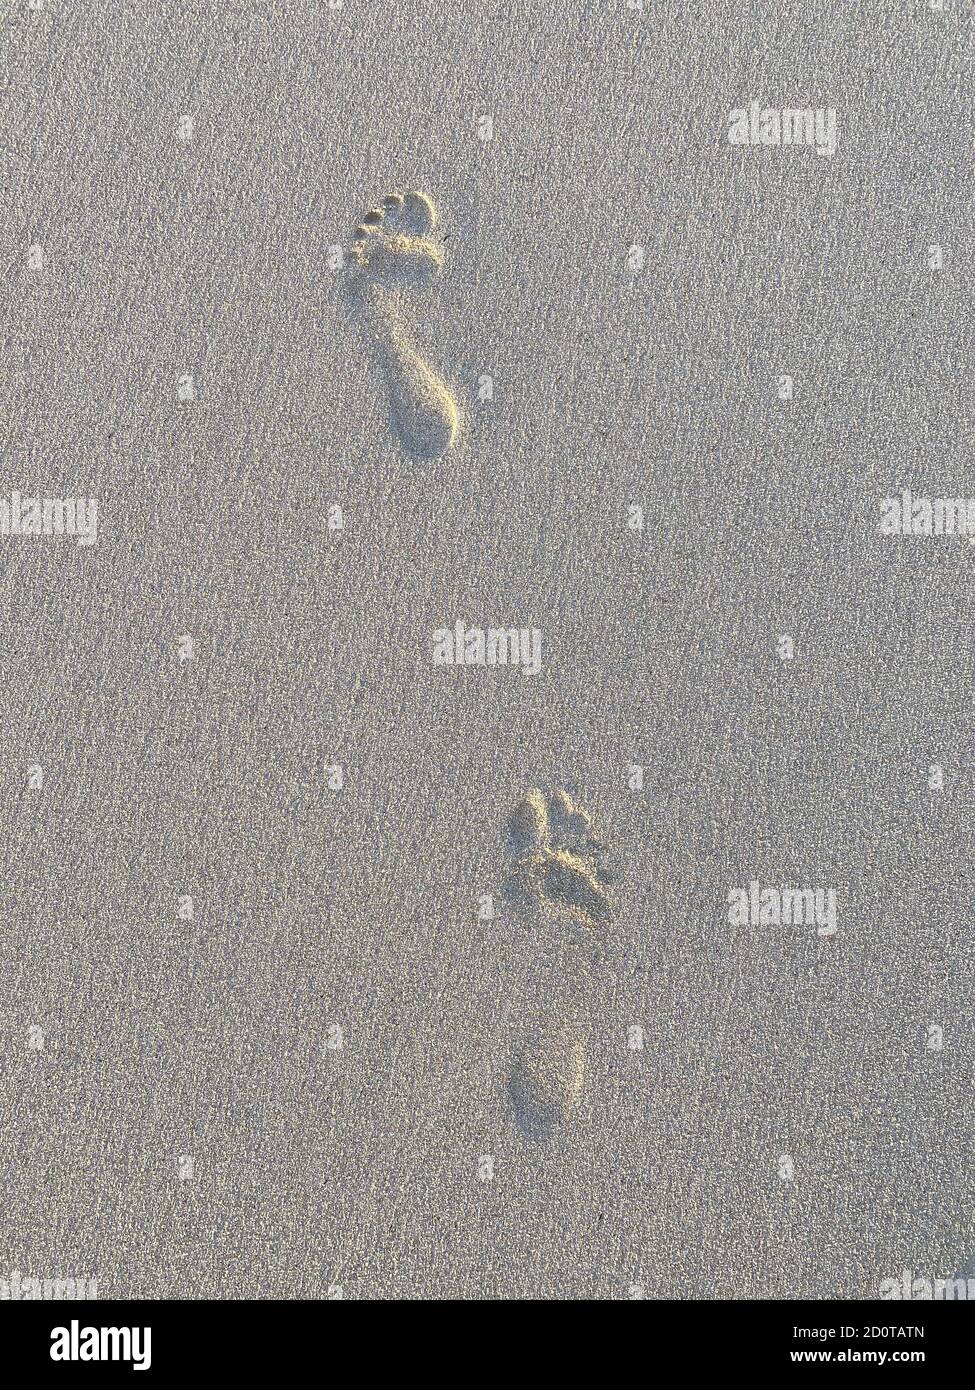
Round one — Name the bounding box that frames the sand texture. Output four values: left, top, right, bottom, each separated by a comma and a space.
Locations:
1, 0, 973, 1299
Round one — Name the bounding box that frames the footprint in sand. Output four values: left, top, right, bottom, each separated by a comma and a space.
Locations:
503, 788, 618, 1142
346, 190, 460, 460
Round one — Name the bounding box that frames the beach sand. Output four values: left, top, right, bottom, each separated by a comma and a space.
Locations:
1, 0, 973, 1298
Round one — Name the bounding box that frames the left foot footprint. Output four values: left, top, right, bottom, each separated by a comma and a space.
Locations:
345, 190, 460, 461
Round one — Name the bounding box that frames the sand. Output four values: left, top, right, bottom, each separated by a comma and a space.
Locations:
1, 0, 973, 1299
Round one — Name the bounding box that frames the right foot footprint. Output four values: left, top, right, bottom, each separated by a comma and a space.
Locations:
346, 190, 460, 461
506, 787, 617, 931
503, 788, 618, 1142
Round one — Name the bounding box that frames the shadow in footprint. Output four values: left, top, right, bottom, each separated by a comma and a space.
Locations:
509, 1025, 586, 1143
373, 318, 459, 461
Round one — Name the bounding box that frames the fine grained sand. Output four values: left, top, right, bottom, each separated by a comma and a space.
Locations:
1, 0, 973, 1298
